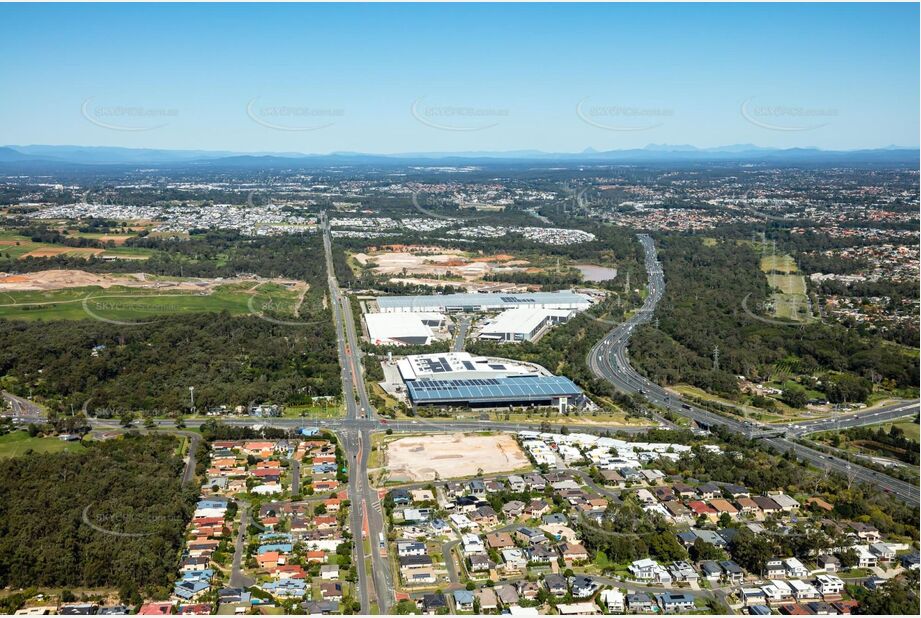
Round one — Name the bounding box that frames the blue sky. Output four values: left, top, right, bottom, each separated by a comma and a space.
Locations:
1, 2, 917, 153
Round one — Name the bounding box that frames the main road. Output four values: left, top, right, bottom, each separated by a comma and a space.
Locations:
588, 234, 920, 506
321, 213, 394, 614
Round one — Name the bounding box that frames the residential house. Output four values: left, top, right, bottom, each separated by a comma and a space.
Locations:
784, 558, 809, 578
496, 584, 520, 607
560, 542, 589, 566
720, 560, 744, 584
452, 590, 475, 612
740, 588, 767, 607
502, 500, 526, 518
544, 573, 568, 596
570, 576, 600, 598
627, 593, 656, 614
485, 531, 515, 549
658, 592, 696, 614
814, 574, 844, 598
816, 554, 840, 573
600, 589, 625, 613
421, 593, 447, 615
475, 588, 499, 612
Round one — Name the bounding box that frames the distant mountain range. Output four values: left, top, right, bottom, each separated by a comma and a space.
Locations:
1, 144, 918, 168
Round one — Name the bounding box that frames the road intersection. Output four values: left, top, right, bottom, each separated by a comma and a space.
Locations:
5, 225, 917, 613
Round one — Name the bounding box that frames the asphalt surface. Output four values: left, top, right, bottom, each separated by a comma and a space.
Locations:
789, 401, 919, 436
289, 456, 301, 496
321, 214, 394, 613
230, 500, 255, 588
452, 317, 470, 352
1, 390, 46, 421
588, 233, 920, 506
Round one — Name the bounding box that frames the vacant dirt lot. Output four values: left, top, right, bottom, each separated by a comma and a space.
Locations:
352, 247, 532, 282
20, 247, 104, 259
0, 269, 305, 293
383, 433, 530, 481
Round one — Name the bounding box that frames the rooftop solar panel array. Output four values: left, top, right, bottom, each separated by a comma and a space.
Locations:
406, 375, 582, 404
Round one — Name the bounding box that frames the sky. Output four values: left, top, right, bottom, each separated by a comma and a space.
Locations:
0, 2, 918, 154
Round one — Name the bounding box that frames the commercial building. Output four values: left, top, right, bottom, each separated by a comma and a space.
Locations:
478, 308, 574, 342
364, 313, 436, 346
406, 375, 583, 410
396, 352, 584, 412
376, 291, 592, 314
397, 352, 538, 382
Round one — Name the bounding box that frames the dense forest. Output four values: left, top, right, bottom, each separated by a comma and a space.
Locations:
0, 434, 195, 599
628, 237, 918, 401
0, 312, 340, 415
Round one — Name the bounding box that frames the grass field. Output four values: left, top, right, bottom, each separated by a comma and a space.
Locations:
0, 282, 301, 321
760, 252, 811, 321
873, 420, 920, 441
0, 431, 87, 458
0, 230, 154, 260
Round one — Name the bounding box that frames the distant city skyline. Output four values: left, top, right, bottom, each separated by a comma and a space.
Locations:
1, 2, 918, 153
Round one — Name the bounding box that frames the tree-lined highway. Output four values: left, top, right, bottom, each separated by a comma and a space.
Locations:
589, 234, 920, 506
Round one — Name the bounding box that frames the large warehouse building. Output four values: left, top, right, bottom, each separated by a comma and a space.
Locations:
364, 313, 436, 346
478, 308, 574, 342
397, 352, 585, 411
376, 291, 592, 314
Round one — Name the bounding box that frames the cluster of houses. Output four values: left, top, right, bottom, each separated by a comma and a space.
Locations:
168, 497, 231, 609
194, 436, 352, 613
379, 429, 918, 616
389, 468, 614, 589
400, 577, 698, 616
206, 439, 296, 495
517, 430, 717, 477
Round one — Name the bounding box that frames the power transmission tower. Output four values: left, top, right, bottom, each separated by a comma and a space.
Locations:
712, 345, 720, 372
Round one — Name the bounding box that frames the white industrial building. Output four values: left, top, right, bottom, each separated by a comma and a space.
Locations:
396, 352, 540, 382
478, 308, 574, 342
376, 291, 592, 314
365, 313, 439, 346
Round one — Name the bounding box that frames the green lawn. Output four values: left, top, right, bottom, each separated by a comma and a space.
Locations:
760, 253, 811, 322
0, 431, 87, 458
866, 419, 920, 442
0, 282, 301, 321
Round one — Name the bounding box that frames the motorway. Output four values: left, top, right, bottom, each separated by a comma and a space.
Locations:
588, 234, 920, 506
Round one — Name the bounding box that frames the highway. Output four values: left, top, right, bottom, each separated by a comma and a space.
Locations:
788, 401, 919, 437
320, 213, 394, 614
588, 234, 920, 506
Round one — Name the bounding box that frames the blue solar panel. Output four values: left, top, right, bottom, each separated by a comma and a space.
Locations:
406, 375, 581, 404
